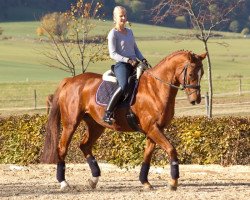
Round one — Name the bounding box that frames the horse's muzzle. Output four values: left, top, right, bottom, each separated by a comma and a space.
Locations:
189, 93, 201, 105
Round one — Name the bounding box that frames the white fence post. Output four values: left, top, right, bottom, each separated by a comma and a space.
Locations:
34, 89, 37, 109
239, 78, 242, 96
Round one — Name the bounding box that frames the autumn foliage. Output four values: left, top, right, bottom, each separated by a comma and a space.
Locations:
1, 115, 249, 166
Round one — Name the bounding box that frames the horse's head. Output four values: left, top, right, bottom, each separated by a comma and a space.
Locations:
176, 52, 207, 105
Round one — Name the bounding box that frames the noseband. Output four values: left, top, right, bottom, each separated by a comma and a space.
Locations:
180, 63, 201, 90
145, 63, 201, 91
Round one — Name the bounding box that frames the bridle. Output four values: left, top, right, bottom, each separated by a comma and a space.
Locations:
145, 63, 201, 91
180, 63, 201, 90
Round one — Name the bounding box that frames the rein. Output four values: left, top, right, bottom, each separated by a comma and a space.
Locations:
145, 63, 200, 91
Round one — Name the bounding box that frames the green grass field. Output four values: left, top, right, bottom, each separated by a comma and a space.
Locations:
0, 21, 249, 116
0, 21, 249, 81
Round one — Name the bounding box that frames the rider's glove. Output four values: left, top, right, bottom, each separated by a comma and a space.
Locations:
142, 59, 148, 65
128, 59, 139, 67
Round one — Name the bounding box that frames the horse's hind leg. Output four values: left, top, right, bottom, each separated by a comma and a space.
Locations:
57, 114, 80, 190
79, 117, 104, 189
140, 137, 155, 190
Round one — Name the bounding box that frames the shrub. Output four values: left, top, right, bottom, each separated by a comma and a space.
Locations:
174, 16, 187, 28
39, 12, 69, 37
241, 27, 249, 35
36, 27, 45, 36
165, 117, 250, 165
229, 20, 241, 33
0, 115, 249, 167
0, 114, 46, 164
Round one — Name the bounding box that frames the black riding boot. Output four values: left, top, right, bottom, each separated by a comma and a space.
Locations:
103, 86, 123, 125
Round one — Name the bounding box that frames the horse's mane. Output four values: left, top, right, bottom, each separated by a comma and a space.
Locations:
154, 50, 193, 67
167, 50, 193, 59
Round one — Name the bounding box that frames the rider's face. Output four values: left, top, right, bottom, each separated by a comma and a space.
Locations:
114, 9, 127, 27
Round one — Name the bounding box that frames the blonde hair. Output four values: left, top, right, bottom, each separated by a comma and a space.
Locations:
113, 6, 127, 17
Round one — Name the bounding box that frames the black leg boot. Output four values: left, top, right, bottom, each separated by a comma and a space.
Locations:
103, 86, 123, 125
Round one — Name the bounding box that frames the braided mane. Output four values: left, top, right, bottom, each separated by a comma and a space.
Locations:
154, 50, 193, 68
167, 50, 193, 60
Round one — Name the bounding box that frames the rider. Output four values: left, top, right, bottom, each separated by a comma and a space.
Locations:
103, 6, 148, 125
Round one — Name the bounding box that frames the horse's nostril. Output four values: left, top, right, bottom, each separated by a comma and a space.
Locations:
190, 101, 196, 105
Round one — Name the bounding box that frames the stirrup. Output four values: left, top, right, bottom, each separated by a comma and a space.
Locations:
103, 111, 114, 125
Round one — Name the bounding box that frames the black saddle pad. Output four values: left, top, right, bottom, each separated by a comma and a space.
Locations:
96, 79, 137, 107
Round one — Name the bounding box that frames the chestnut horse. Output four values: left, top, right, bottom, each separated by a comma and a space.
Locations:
41, 50, 206, 191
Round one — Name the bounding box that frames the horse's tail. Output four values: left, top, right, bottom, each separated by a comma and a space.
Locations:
40, 78, 68, 164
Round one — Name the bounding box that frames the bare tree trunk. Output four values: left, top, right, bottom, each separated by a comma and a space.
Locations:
203, 42, 213, 118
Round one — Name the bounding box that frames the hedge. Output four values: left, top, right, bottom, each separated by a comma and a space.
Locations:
0, 114, 249, 167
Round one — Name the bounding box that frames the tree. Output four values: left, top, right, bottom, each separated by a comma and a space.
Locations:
37, 0, 108, 76
241, 27, 249, 35
130, 1, 146, 21
229, 20, 241, 32
151, 0, 244, 118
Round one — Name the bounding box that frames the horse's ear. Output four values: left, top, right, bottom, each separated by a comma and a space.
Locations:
187, 51, 193, 62
199, 52, 207, 60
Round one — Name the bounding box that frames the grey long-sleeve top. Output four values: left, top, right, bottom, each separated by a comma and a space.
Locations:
108, 28, 144, 63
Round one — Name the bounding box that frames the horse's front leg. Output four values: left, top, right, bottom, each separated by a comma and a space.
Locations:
147, 125, 179, 191
140, 137, 155, 190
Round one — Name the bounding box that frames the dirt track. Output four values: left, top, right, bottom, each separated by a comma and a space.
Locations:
1, 163, 249, 200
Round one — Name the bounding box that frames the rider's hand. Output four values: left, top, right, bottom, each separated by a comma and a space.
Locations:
142, 59, 148, 65
141, 58, 151, 68
128, 59, 139, 67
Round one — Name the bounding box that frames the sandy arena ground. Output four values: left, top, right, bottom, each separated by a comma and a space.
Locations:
0, 163, 249, 200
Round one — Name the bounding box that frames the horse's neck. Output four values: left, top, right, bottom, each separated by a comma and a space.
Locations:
150, 59, 179, 88
147, 60, 180, 112
138, 68, 178, 128
144, 63, 178, 102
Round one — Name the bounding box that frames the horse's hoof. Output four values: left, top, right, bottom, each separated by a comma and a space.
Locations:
143, 182, 154, 190
60, 181, 69, 191
88, 179, 97, 189
169, 184, 177, 191
169, 179, 178, 191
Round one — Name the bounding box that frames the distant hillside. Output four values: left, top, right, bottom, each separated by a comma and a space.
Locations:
0, 0, 114, 22
0, 0, 250, 34
0, 1, 71, 22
